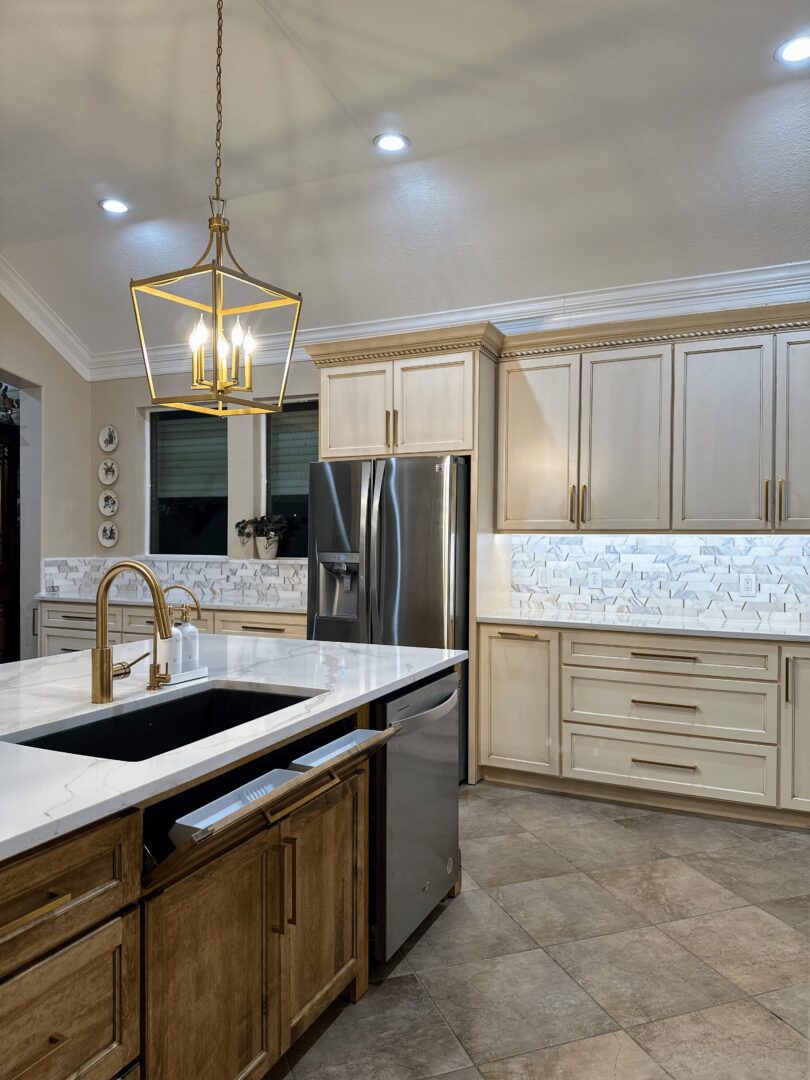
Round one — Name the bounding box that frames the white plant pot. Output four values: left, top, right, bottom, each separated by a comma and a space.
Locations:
256, 536, 280, 560
238, 536, 256, 558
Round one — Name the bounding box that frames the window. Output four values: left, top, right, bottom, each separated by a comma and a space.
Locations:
150, 412, 228, 554
266, 400, 318, 556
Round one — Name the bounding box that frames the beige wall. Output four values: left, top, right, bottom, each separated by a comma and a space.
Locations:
0, 296, 92, 655
89, 359, 319, 556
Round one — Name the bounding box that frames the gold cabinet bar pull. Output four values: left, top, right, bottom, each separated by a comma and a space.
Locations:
778, 478, 785, 523
0, 890, 72, 937
11, 1032, 70, 1079
765, 478, 770, 524
630, 699, 699, 711
579, 483, 587, 524
631, 757, 698, 771
385, 409, 391, 448
630, 651, 698, 663
283, 836, 298, 926
240, 624, 286, 634
568, 484, 576, 524
497, 630, 539, 640
271, 845, 287, 935
393, 409, 399, 448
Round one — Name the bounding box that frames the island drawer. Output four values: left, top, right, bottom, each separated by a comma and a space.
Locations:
562, 667, 778, 743
214, 611, 307, 638
122, 605, 214, 636
561, 630, 779, 681
39, 601, 121, 632
0, 814, 140, 979
0, 912, 139, 1080
562, 723, 777, 806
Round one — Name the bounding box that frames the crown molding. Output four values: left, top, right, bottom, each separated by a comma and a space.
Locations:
0, 255, 93, 381
2, 257, 810, 382
306, 321, 505, 367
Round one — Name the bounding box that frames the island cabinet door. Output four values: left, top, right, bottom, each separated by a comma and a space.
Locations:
278, 768, 369, 1050
479, 625, 561, 775
144, 830, 283, 1080
781, 648, 810, 811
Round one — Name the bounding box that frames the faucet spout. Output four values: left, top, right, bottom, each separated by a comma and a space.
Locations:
92, 560, 173, 703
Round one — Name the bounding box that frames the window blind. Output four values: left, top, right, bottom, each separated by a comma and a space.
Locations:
153, 414, 227, 499
268, 407, 318, 496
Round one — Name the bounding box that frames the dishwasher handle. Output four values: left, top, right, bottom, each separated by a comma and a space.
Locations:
393, 688, 458, 733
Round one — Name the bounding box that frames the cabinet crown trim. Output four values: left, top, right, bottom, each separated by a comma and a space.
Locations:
307, 321, 504, 366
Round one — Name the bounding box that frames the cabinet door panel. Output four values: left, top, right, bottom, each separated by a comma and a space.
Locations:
775, 333, 810, 530
145, 831, 281, 1080
498, 355, 580, 530
479, 625, 560, 775
580, 345, 672, 530
392, 352, 474, 453
781, 649, 810, 811
673, 335, 774, 530
280, 770, 367, 1045
319, 363, 392, 459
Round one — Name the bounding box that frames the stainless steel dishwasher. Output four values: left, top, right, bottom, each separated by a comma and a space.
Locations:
373, 669, 461, 961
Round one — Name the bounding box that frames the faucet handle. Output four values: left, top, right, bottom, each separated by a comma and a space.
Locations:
112, 651, 150, 681
148, 661, 172, 691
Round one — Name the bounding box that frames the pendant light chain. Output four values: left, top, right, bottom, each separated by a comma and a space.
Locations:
214, 0, 224, 201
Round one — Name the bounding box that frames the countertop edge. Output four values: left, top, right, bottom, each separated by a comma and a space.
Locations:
477, 611, 810, 643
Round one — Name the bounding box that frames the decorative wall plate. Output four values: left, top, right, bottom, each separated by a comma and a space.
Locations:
98, 521, 119, 547
98, 458, 119, 484
98, 489, 119, 517
98, 425, 119, 452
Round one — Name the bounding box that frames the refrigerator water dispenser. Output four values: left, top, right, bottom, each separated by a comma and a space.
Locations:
317, 552, 360, 619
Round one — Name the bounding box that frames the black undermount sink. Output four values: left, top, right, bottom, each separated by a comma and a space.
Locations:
17, 687, 308, 762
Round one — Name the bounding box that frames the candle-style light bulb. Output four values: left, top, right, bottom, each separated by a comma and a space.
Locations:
189, 315, 208, 383
231, 316, 244, 347
189, 315, 207, 351
243, 327, 256, 355
243, 327, 255, 390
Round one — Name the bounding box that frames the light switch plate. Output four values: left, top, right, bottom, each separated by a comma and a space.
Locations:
740, 573, 757, 597
587, 568, 603, 588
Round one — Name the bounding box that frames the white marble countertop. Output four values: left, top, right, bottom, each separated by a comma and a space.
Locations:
35, 593, 306, 614
478, 607, 810, 642
0, 635, 464, 862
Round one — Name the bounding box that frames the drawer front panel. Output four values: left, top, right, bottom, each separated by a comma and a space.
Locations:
0, 912, 139, 1080
214, 611, 307, 638
40, 602, 121, 632
40, 628, 121, 657
562, 723, 777, 806
122, 606, 214, 635
561, 630, 779, 681
562, 667, 777, 743
0, 814, 140, 979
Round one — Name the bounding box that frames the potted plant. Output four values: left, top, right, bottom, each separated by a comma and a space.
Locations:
248, 514, 289, 559
234, 518, 256, 556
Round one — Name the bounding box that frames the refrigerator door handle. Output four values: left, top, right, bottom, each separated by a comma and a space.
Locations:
369, 459, 386, 642
357, 460, 373, 641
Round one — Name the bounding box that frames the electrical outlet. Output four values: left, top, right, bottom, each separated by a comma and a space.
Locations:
740, 573, 757, 597
587, 568, 602, 589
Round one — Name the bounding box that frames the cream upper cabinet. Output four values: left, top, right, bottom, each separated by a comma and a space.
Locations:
580, 345, 672, 531
497, 354, 580, 530
775, 332, 810, 531
672, 335, 775, 530
319, 361, 393, 459
392, 352, 474, 454
478, 624, 560, 775
781, 648, 810, 812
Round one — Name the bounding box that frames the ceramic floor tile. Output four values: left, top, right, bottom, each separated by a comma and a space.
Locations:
442, 1071, 483, 1079
470, 781, 527, 800
287, 974, 472, 1080
460, 798, 525, 840
477, 1031, 671, 1079
547, 926, 742, 1027
761, 894, 810, 935
419, 948, 616, 1065
496, 792, 606, 831
662, 905, 810, 995
539, 820, 669, 872
461, 869, 481, 891
616, 813, 742, 855
756, 981, 810, 1038
592, 857, 747, 923
370, 949, 413, 983
490, 871, 648, 945
460, 832, 576, 888
405, 889, 536, 972
684, 840, 810, 903
630, 999, 810, 1080
721, 820, 810, 844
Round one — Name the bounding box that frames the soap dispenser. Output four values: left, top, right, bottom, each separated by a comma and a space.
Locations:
178, 603, 200, 671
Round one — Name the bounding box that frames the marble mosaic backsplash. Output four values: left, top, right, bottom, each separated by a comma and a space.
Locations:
41, 556, 308, 609
511, 535, 810, 622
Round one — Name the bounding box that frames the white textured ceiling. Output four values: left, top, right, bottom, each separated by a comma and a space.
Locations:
1, 0, 809, 363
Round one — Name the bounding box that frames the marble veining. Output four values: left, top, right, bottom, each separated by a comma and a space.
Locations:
0, 635, 464, 862
41, 555, 307, 610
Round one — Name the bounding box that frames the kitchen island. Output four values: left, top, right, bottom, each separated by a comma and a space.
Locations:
0, 634, 465, 1080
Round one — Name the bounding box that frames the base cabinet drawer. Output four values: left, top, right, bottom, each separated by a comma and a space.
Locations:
122, 606, 214, 636
0, 912, 139, 1080
562, 667, 777, 743
561, 631, 779, 681
40, 629, 123, 658
214, 612, 307, 639
562, 723, 777, 806
40, 602, 120, 633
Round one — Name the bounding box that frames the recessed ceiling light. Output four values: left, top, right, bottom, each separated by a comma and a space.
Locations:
775, 34, 810, 65
373, 133, 411, 153
98, 198, 129, 214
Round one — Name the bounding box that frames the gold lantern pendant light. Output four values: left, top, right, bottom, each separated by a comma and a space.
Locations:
130, 0, 302, 416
